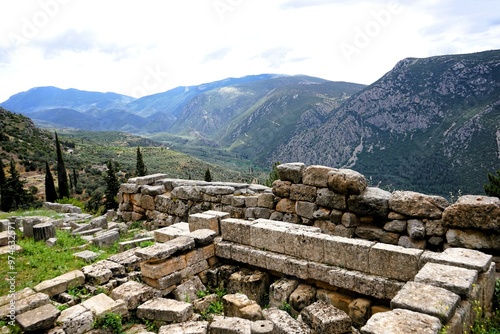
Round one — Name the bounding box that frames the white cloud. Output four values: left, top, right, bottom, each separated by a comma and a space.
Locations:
0, 0, 499, 102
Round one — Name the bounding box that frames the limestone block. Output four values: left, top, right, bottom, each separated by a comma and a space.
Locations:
257, 193, 275, 209
349, 298, 372, 328
348, 187, 391, 217
341, 212, 360, 227
140, 194, 155, 210
214, 239, 232, 259
141, 184, 165, 196
154, 222, 190, 243
442, 195, 500, 230
188, 213, 219, 234
93, 229, 120, 248
73, 250, 99, 263
277, 162, 305, 183
389, 191, 446, 219
1, 292, 49, 318
82, 260, 125, 285
250, 220, 288, 253
284, 230, 324, 263
185, 245, 215, 266
446, 228, 500, 250
107, 247, 142, 271
391, 282, 460, 322
228, 269, 270, 306
289, 284, 316, 316
193, 294, 218, 314
202, 185, 235, 196
119, 183, 139, 194
398, 235, 427, 250
111, 280, 156, 310
159, 321, 209, 334
477, 262, 497, 312
142, 271, 182, 290
383, 220, 407, 233
209, 316, 252, 334
265, 252, 290, 274
269, 278, 300, 308
323, 235, 374, 272
290, 184, 317, 202
283, 257, 310, 280
239, 245, 268, 269
302, 165, 335, 187
275, 198, 296, 214
171, 186, 202, 201
415, 262, 478, 297
316, 188, 346, 210
295, 201, 318, 220
140, 255, 186, 280
34, 270, 85, 297
301, 301, 352, 334
369, 243, 422, 281
272, 180, 292, 198
251, 320, 275, 334
56, 304, 94, 334
137, 298, 192, 323
316, 289, 354, 314
223, 293, 263, 320
262, 307, 311, 334
407, 219, 425, 239
431, 247, 492, 272
179, 259, 210, 279
16, 304, 60, 332
333, 224, 355, 238
81, 293, 128, 318
361, 308, 442, 334
355, 226, 400, 245
173, 276, 206, 303
245, 196, 259, 208
312, 207, 331, 220
135, 236, 195, 261
232, 196, 247, 207
327, 168, 367, 195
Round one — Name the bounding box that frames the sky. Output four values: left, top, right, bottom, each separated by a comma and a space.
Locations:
1, 0, 500, 102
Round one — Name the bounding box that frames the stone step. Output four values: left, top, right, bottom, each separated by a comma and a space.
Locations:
119, 236, 154, 252
33, 270, 85, 297
135, 236, 195, 262
81, 293, 128, 318
137, 298, 192, 323
16, 304, 60, 332
154, 223, 190, 243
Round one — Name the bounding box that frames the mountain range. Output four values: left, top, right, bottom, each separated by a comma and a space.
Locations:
2, 50, 500, 196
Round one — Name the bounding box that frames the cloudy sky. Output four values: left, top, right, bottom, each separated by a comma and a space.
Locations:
1, 0, 499, 102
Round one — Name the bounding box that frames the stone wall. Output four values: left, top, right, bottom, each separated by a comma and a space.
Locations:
117, 163, 500, 259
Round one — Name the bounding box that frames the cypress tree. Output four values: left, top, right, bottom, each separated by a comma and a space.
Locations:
484, 169, 500, 198
0, 159, 7, 211
73, 168, 78, 187
45, 162, 57, 203
204, 168, 212, 182
264, 162, 281, 187
136, 146, 147, 176
5, 159, 30, 210
104, 160, 120, 210
55, 132, 70, 199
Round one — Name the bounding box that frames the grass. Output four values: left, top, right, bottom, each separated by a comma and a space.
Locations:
0, 209, 65, 220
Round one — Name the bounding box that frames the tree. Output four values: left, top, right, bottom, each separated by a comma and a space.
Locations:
45, 162, 57, 203
0, 159, 7, 211
104, 160, 120, 210
264, 162, 281, 187
55, 132, 70, 199
484, 169, 500, 198
73, 168, 78, 188
204, 167, 213, 182
136, 146, 147, 177
3, 159, 31, 210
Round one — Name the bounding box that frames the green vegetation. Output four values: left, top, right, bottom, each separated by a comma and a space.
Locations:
204, 167, 213, 182
104, 160, 120, 210
93, 312, 123, 334
264, 161, 280, 187
44, 161, 57, 202
55, 132, 70, 199
136, 146, 147, 177
484, 169, 500, 198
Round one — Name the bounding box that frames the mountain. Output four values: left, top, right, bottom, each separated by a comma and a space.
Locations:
274, 50, 500, 195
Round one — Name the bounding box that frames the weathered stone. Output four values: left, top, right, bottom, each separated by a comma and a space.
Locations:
171, 186, 202, 200
159, 320, 209, 334
301, 301, 351, 334
398, 236, 426, 249
341, 212, 360, 227
289, 284, 316, 316
209, 316, 252, 334
142, 271, 182, 290
431, 247, 492, 272
355, 226, 399, 245
442, 195, 500, 230
391, 282, 460, 322
414, 262, 478, 297
283, 257, 309, 280
110, 280, 156, 310
332, 224, 355, 238
89, 216, 108, 229
21, 216, 52, 238
348, 187, 391, 217
282, 213, 302, 224
295, 201, 318, 220
1, 292, 49, 318
250, 220, 288, 253
56, 304, 94, 334
137, 298, 192, 323
389, 191, 445, 219
141, 184, 166, 196
407, 219, 425, 239
383, 220, 406, 233
247, 207, 272, 219
302, 165, 335, 187
275, 198, 296, 214
369, 243, 422, 281
446, 228, 500, 249
316, 188, 346, 210
285, 230, 324, 263
228, 269, 270, 306
277, 163, 305, 183
107, 247, 142, 271
141, 255, 186, 279
251, 320, 274, 334
272, 180, 291, 198
135, 236, 195, 261
361, 308, 442, 334
16, 304, 60, 332
223, 293, 263, 320
269, 278, 300, 308
173, 276, 206, 303
327, 168, 367, 195
81, 293, 128, 318
92, 230, 120, 248
478, 262, 497, 313
323, 235, 375, 272
387, 211, 406, 220
134, 173, 169, 185
154, 222, 190, 242
192, 293, 218, 314
188, 213, 220, 234
290, 184, 317, 202
33, 270, 85, 297
313, 207, 331, 220
73, 250, 99, 263
262, 307, 311, 334
82, 260, 125, 284
203, 185, 235, 196
257, 193, 275, 209
32, 222, 55, 242
348, 298, 372, 328
316, 289, 354, 314
245, 196, 259, 207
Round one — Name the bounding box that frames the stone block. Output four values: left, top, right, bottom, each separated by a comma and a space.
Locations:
349, 298, 372, 328
269, 278, 300, 308
442, 195, 500, 230
135, 236, 195, 261
446, 228, 500, 250
324, 235, 375, 273
265, 252, 290, 273
284, 230, 324, 263
245, 196, 259, 207
209, 316, 252, 334
185, 244, 215, 266
214, 239, 232, 259
82, 260, 125, 285
154, 223, 191, 242
430, 247, 492, 272
414, 262, 478, 297
107, 247, 142, 271
56, 304, 94, 334
327, 168, 367, 195
369, 243, 423, 281
361, 308, 442, 334
316, 188, 346, 210
16, 304, 60, 332
391, 282, 460, 322
172, 276, 206, 303
384, 220, 407, 233
389, 191, 446, 219
251, 320, 275, 334
316, 289, 354, 314
110, 280, 156, 310
73, 250, 99, 263
250, 220, 288, 253
302, 165, 334, 187
141, 184, 165, 196
141, 255, 186, 280
348, 187, 391, 217
407, 219, 425, 239
188, 213, 220, 234
228, 269, 270, 306
283, 257, 309, 280
477, 262, 497, 312
257, 193, 275, 209
232, 196, 247, 207
134, 173, 169, 186
179, 259, 210, 279
272, 180, 291, 198
398, 236, 426, 250
142, 271, 182, 290
275, 198, 296, 214
277, 162, 305, 183
301, 301, 352, 334
290, 184, 317, 202
81, 293, 128, 318
295, 201, 318, 220
289, 284, 316, 316
137, 298, 193, 323
92, 230, 120, 248
223, 293, 263, 320
33, 270, 85, 297
262, 307, 311, 334
159, 321, 209, 334
3, 292, 49, 318
355, 225, 400, 244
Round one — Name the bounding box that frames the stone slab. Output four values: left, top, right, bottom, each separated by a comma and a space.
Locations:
430, 247, 492, 272
414, 262, 478, 297
323, 235, 375, 273
221, 218, 257, 245
188, 213, 220, 234
361, 308, 442, 334
188, 228, 217, 246
81, 293, 128, 318
56, 304, 94, 334
159, 320, 209, 334
82, 260, 126, 285
135, 236, 195, 261
33, 270, 85, 297
140, 255, 187, 279
390, 281, 460, 322
73, 250, 99, 263
142, 271, 183, 290
107, 247, 142, 271
154, 223, 191, 243
301, 301, 352, 334
15, 303, 60, 332
137, 298, 193, 323
110, 280, 156, 310
209, 316, 252, 334
369, 243, 423, 281
262, 307, 311, 334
